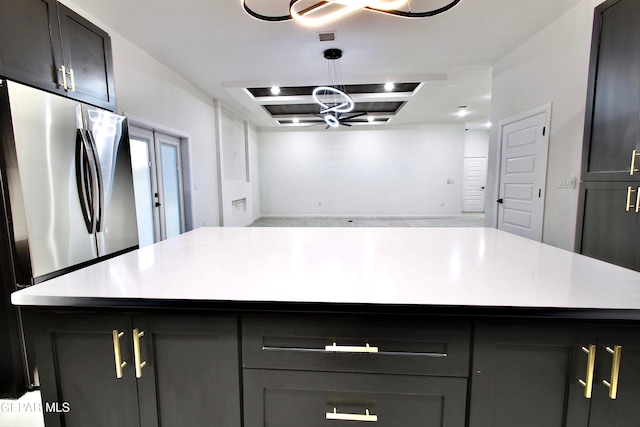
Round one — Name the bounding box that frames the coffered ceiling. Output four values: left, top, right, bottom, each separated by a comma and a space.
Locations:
64, 0, 585, 129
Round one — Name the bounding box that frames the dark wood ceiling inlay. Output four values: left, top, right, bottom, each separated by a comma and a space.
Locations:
248, 82, 420, 97
264, 101, 405, 116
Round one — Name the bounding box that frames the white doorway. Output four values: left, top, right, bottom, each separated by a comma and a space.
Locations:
496, 105, 550, 241
463, 157, 488, 213
129, 126, 186, 247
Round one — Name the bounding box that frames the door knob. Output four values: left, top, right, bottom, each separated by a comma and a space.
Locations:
497, 198, 503, 204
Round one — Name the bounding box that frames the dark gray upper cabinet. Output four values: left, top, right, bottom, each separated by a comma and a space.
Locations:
581, 0, 640, 181
575, 181, 640, 271
0, 0, 65, 96
0, 0, 116, 111
57, 4, 116, 111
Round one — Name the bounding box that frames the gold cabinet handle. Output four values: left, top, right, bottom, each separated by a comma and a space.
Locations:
324, 342, 378, 353
112, 330, 127, 379
326, 407, 377, 422
133, 328, 147, 378
636, 189, 640, 213
67, 68, 76, 92
602, 345, 622, 399
578, 345, 596, 398
631, 150, 640, 175
626, 187, 637, 212
58, 65, 68, 90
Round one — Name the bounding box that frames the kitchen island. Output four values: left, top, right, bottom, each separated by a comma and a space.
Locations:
11, 227, 640, 427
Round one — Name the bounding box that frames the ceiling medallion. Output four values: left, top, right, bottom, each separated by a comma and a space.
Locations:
243, 0, 462, 26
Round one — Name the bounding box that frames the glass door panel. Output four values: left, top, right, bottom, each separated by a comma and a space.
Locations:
130, 137, 156, 247
160, 143, 182, 239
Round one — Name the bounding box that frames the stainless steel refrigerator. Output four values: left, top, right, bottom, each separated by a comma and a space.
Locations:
0, 80, 139, 396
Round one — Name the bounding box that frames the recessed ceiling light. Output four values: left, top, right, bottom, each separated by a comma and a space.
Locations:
486, 121, 492, 128
292, 117, 299, 124
271, 86, 281, 95
368, 116, 375, 123
384, 82, 395, 91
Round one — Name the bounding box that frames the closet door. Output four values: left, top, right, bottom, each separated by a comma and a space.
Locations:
581, 0, 640, 182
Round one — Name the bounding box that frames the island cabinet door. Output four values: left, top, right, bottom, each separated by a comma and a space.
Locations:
133, 314, 242, 427
469, 323, 597, 427
33, 312, 140, 427
587, 327, 640, 427
243, 369, 467, 427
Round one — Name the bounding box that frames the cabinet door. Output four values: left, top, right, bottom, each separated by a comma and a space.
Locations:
134, 314, 241, 427
33, 312, 140, 427
0, 0, 66, 95
244, 369, 467, 427
57, 3, 116, 111
588, 327, 640, 427
469, 323, 595, 427
582, 0, 640, 181
575, 182, 640, 271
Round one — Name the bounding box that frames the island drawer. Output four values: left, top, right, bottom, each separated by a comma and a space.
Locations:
242, 314, 470, 376
243, 369, 467, 427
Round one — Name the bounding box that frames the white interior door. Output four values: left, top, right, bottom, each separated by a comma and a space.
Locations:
497, 107, 550, 241
463, 157, 488, 213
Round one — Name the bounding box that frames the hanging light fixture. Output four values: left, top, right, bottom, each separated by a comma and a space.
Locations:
242, 0, 462, 27
312, 49, 360, 128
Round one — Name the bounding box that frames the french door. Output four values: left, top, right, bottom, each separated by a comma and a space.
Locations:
129, 126, 185, 247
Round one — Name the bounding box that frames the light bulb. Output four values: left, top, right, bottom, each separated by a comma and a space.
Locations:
270, 86, 281, 95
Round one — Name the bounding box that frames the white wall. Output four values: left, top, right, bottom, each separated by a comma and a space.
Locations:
464, 130, 489, 158
216, 105, 254, 226
487, 0, 601, 250
60, 0, 221, 229
257, 124, 465, 217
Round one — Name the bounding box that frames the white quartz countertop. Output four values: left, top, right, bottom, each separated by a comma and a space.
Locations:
10, 227, 640, 315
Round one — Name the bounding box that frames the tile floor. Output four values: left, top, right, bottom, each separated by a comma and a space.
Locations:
249, 213, 485, 228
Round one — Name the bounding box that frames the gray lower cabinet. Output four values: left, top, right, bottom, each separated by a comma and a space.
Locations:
242, 314, 470, 427
469, 322, 640, 427
32, 312, 241, 427
588, 327, 640, 427
469, 322, 595, 427
243, 369, 467, 427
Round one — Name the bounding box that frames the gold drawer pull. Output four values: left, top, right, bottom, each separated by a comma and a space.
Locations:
325, 342, 378, 353
626, 187, 637, 212
133, 328, 147, 378
578, 345, 596, 398
326, 407, 377, 422
58, 65, 68, 90
112, 330, 127, 379
68, 68, 76, 92
602, 345, 622, 399
631, 150, 640, 175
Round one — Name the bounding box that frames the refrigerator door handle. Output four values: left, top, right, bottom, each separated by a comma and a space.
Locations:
75, 129, 96, 233
85, 130, 104, 232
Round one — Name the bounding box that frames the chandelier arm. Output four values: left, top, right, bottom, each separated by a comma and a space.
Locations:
242, 0, 292, 21
364, 0, 461, 17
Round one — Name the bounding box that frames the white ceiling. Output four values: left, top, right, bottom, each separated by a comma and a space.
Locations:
68, 0, 584, 129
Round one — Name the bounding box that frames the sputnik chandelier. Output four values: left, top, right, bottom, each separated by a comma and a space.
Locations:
242, 0, 461, 26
